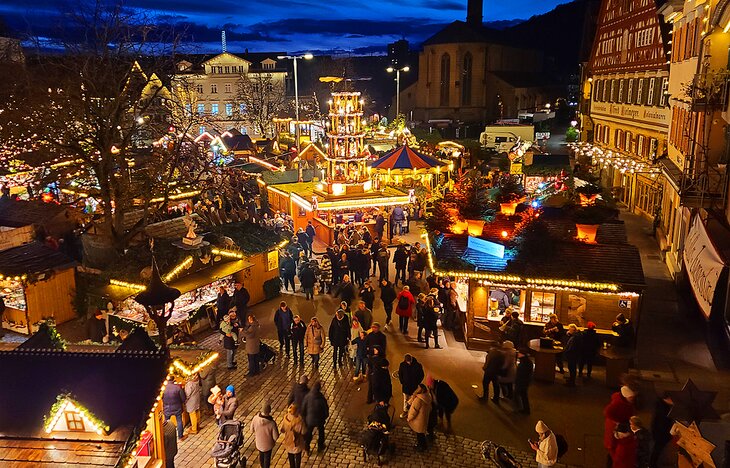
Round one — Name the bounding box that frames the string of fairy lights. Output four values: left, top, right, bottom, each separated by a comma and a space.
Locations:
568, 141, 661, 177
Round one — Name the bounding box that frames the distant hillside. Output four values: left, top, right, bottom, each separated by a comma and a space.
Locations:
484, 19, 525, 30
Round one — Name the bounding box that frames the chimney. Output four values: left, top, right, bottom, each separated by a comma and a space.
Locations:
221, 30, 227, 53
466, 0, 483, 26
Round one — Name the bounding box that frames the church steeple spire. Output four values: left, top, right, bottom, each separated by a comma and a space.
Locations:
467, 0, 483, 26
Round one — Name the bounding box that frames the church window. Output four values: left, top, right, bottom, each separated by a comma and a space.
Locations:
440, 53, 450, 107
461, 52, 473, 106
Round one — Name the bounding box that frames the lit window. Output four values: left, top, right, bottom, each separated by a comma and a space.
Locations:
647, 78, 655, 106
197, 103, 205, 114
240, 103, 246, 114
64, 411, 85, 431
225, 103, 233, 116
659, 78, 669, 107
627, 79, 634, 104
529, 291, 556, 323
636, 78, 644, 104
211, 103, 219, 114
199, 126, 206, 134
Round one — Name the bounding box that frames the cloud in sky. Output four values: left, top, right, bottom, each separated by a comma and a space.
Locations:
0, 0, 571, 53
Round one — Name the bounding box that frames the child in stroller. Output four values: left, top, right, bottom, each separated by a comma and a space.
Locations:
360, 401, 395, 465
211, 419, 246, 468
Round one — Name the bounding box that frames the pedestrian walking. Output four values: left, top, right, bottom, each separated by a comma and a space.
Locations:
422, 296, 441, 349
563, 324, 581, 387
396, 285, 415, 334
376, 246, 390, 282
281, 253, 297, 292
287, 375, 310, 408
251, 401, 280, 468
498, 340, 517, 399
360, 280, 375, 311
328, 309, 350, 369
380, 279, 396, 327
630, 416, 651, 468
335, 273, 357, 306
162, 375, 186, 440
220, 385, 238, 423
349, 316, 364, 362
578, 321, 601, 379
354, 301, 373, 331
480, 344, 505, 403
290, 315, 306, 366
299, 262, 316, 300
301, 382, 329, 454
184, 374, 201, 434
398, 354, 424, 418
281, 403, 307, 468
364, 322, 387, 355
319, 255, 333, 294
393, 244, 408, 286
366, 344, 386, 404
304, 317, 325, 370
274, 301, 294, 358
199, 366, 217, 416
232, 281, 250, 315
415, 293, 426, 342
305, 221, 316, 256
603, 386, 636, 457
610, 422, 637, 468
352, 330, 368, 382
530, 420, 558, 467
426, 376, 458, 433
407, 384, 432, 452
513, 348, 533, 415
242, 314, 261, 377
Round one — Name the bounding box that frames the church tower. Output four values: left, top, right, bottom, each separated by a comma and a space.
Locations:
466, 0, 483, 26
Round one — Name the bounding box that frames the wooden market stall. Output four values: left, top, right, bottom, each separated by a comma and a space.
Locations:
0, 241, 77, 335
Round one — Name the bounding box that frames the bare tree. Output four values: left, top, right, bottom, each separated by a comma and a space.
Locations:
232, 73, 287, 137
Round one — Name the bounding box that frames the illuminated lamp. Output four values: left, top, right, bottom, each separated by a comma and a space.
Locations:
466, 219, 485, 237
500, 202, 518, 216
41, 192, 54, 203
576, 224, 599, 244
579, 193, 598, 206
501, 230, 509, 238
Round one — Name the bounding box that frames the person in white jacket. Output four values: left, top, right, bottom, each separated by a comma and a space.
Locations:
530, 420, 558, 467
250, 401, 280, 468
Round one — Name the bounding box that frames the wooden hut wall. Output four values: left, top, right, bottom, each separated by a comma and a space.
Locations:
25, 267, 77, 326
267, 188, 289, 213
235, 252, 279, 306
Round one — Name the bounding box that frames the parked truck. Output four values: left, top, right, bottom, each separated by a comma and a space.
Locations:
479, 124, 535, 152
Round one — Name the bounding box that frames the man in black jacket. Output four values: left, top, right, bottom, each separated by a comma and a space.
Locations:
335, 274, 357, 306
328, 310, 350, 368
287, 375, 310, 408
360, 280, 375, 311
398, 354, 424, 418
232, 281, 250, 314
480, 345, 505, 403
290, 315, 307, 366
371, 358, 393, 404
301, 382, 329, 453
579, 322, 601, 379
273, 302, 294, 357
393, 245, 408, 286
426, 376, 459, 432
513, 349, 533, 415
380, 279, 397, 327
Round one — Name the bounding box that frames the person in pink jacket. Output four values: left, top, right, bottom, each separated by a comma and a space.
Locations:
395, 285, 415, 334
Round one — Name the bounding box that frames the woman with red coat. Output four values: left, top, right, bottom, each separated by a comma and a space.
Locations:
395, 285, 415, 335
610, 422, 638, 468
603, 386, 636, 460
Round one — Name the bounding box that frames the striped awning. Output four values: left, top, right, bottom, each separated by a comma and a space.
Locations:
370, 145, 446, 170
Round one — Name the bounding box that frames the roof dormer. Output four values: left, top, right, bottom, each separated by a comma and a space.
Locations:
44, 395, 110, 436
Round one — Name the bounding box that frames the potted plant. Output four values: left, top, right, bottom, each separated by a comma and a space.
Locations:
575, 183, 602, 206
494, 175, 525, 215
574, 205, 616, 243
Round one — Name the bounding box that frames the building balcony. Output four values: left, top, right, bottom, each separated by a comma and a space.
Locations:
688, 71, 730, 113
659, 157, 728, 208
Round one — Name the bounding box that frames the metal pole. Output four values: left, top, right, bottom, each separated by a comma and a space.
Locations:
396, 70, 401, 117
294, 57, 300, 153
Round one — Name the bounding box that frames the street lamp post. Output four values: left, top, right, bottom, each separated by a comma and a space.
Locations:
278, 53, 314, 156
387, 66, 409, 118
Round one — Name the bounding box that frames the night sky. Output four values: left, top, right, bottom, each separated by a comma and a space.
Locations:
1, 0, 570, 54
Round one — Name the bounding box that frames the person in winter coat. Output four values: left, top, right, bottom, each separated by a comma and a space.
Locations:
220, 385, 238, 423
514, 349, 534, 415
274, 302, 294, 358
349, 317, 364, 361
299, 263, 316, 300
232, 281, 250, 315
220, 315, 237, 369
199, 366, 217, 415
354, 301, 373, 331
163, 419, 178, 468
336, 273, 357, 306
422, 297, 440, 349
502, 311, 523, 345
543, 314, 566, 373
650, 393, 675, 467
360, 280, 375, 311
426, 376, 459, 432
242, 314, 261, 377
216, 286, 231, 325
393, 245, 408, 286
281, 403, 307, 468
396, 285, 416, 334
305, 221, 316, 255
376, 246, 390, 281
250, 401, 280, 468
304, 317, 325, 369
352, 330, 368, 382
563, 324, 581, 387
338, 254, 350, 285
530, 420, 558, 467
162, 376, 187, 439
612, 313, 635, 349
480, 344, 505, 403
498, 340, 517, 399
380, 279, 397, 326
603, 386, 637, 453
281, 253, 297, 292
610, 422, 638, 468
407, 384, 433, 452
374, 212, 385, 240
290, 315, 306, 366
371, 358, 393, 403
398, 354, 425, 418
319, 255, 333, 294
366, 344, 386, 404
630, 416, 651, 468
301, 381, 329, 453
296, 228, 310, 257
415, 293, 426, 342
287, 375, 310, 408
579, 322, 601, 379
328, 310, 350, 368
184, 374, 201, 434
364, 322, 387, 355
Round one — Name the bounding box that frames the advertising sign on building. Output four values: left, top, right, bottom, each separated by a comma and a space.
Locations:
683, 216, 727, 319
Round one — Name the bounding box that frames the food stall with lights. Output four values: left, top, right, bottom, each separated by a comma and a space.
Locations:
426, 205, 646, 350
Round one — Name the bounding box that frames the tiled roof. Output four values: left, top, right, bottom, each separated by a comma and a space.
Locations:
0, 242, 75, 276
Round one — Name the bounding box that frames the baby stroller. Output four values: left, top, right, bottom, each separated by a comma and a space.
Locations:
258, 342, 276, 370
480, 441, 521, 468
211, 420, 246, 468
360, 403, 396, 466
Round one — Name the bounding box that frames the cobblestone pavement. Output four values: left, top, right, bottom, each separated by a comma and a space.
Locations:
176, 333, 567, 468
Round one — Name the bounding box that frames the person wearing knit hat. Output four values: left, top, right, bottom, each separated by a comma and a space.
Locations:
220, 385, 238, 423
603, 385, 636, 454
251, 400, 279, 468
620, 386, 636, 399
579, 321, 601, 380
530, 420, 558, 467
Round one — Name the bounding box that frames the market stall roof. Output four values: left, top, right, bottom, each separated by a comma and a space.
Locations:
0, 198, 76, 229
370, 145, 446, 170
294, 143, 327, 162
260, 168, 315, 185
523, 154, 571, 176
0, 241, 75, 276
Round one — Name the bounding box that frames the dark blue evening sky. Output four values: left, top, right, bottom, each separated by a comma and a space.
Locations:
0, 0, 570, 54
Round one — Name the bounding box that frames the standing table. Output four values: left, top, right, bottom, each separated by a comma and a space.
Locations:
600, 347, 635, 388
528, 339, 563, 384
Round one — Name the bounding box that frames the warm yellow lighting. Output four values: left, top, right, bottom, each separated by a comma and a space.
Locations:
163, 256, 193, 282
149, 190, 200, 203
172, 352, 219, 376
501, 230, 508, 238
211, 248, 244, 259
110, 279, 146, 291
724, 19, 730, 33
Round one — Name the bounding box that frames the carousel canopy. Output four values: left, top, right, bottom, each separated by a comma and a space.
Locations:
370, 145, 445, 170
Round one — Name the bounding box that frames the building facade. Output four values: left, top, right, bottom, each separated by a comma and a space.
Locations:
582, 0, 671, 221
657, 0, 730, 279
172, 52, 287, 137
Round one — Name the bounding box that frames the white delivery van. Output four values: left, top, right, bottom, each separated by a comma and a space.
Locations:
480, 125, 535, 152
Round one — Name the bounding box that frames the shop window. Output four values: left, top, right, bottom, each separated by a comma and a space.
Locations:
487, 287, 524, 321
530, 291, 555, 323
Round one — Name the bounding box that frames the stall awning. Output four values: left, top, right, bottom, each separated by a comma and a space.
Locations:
370, 145, 446, 170
684, 215, 728, 319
